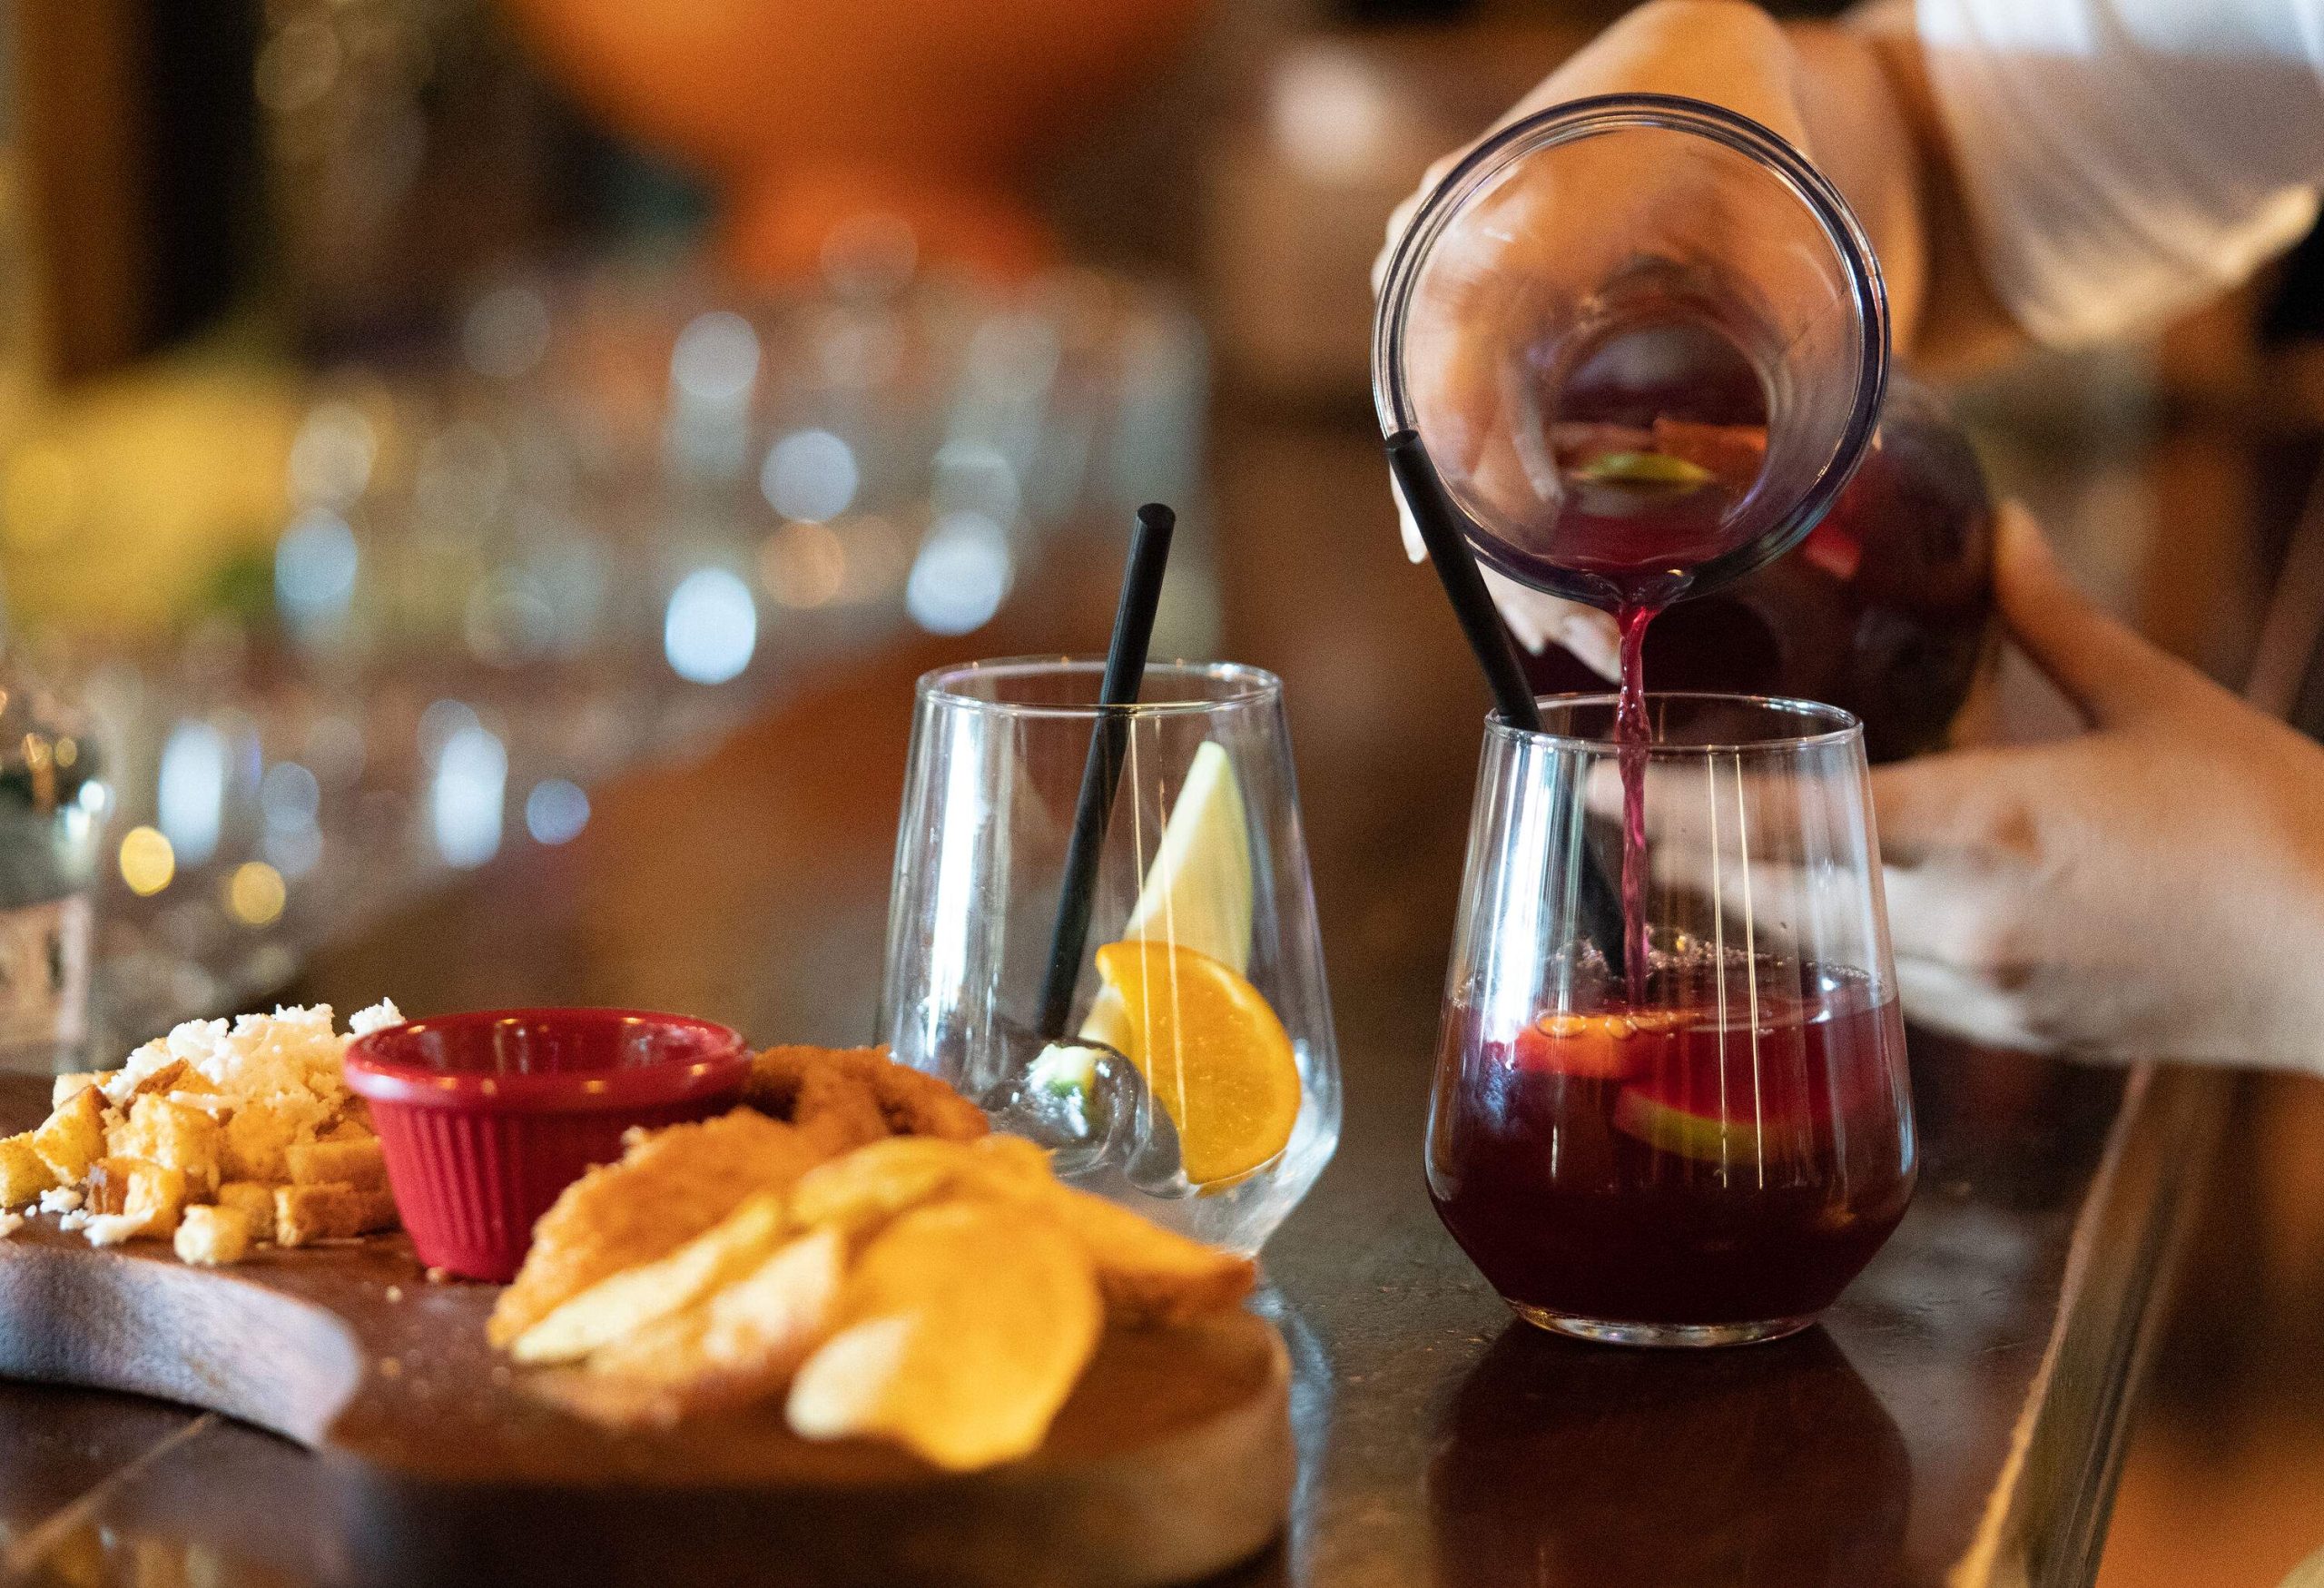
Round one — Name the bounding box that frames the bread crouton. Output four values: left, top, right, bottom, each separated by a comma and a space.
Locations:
222, 1102, 298, 1182
273, 1183, 397, 1248
285, 1138, 385, 1190
214, 1179, 275, 1224
31, 1087, 104, 1182
115, 1095, 222, 1195
0, 1134, 56, 1207
174, 1204, 257, 1266
50, 1072, 103, 1110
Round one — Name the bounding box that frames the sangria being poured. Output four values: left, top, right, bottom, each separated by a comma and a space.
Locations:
1375, 97, 1925, 1342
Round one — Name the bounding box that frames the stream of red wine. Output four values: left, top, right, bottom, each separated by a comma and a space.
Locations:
1614, 603, 1659, 1003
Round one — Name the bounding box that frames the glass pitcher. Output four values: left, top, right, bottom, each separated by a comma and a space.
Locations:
1374, 94, 1993, 761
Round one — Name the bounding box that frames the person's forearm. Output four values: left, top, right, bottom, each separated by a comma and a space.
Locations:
1836, 14, 2024, 367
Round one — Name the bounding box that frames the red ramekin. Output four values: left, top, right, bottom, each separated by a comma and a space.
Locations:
343, 1008, 750, 1281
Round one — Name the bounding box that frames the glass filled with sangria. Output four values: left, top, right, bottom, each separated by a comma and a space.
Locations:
1428, 693, 1913, 1346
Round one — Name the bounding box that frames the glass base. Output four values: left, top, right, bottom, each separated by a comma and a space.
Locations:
1509, 1302, 1817, 1348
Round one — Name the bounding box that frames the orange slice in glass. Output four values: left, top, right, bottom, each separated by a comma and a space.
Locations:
1092, 941, 1301, 1189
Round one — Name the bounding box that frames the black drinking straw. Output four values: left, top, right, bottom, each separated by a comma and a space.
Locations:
1384, 429, 1626, 975
1037, 502, 1177, 1040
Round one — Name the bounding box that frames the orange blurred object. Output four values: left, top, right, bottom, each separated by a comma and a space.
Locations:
498, 0, 1207, 281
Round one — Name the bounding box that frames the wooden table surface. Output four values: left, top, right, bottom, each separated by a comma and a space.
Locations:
0, 410, 2227, 1588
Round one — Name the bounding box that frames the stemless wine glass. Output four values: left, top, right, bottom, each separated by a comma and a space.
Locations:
1428, 694, 1915, 1346
880, 658, 1341, 1253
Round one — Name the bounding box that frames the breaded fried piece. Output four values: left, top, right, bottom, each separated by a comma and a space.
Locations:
743, 1045, 989, 1144
487, 1110, 827, 1348
793, 1063, 890, 1157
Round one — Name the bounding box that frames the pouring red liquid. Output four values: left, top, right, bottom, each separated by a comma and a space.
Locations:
1376, 96, 1935, 1343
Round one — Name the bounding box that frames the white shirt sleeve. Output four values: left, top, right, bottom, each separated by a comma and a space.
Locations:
1915, 0, 2324, 345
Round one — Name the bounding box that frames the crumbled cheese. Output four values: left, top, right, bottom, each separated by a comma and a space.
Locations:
82, 1213, 147, 1247
0, 1209, 22, 1237
37, 1187, 82, 1214
101, 1001, 401, 1148
56, 1208, 90, 1233
350, 1000, 404, 1038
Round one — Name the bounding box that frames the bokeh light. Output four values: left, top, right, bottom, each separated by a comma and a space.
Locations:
670, 311, 761, 406
119, 826, 175, 896
665, 568, 758, 684
287, 402, 377, 507
430, 724, 507, 869
462, 285, 552, 380
225, 862, 287, 927
761, 429, 859, 522
758, 520, 849, 609
905, 512, 1013, 635
274, 508, 359, 627
525, 779, 590, 845
157, 722, 227, 866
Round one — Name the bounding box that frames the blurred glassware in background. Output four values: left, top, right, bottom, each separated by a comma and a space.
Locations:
0, 256, 1207, 1060
0, 658, 108, 1072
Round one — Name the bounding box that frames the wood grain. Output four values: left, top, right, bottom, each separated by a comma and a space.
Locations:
0, 1075, 1294, 1587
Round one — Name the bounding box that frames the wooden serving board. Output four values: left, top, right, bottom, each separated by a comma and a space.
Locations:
0, 1076, 1293, 1587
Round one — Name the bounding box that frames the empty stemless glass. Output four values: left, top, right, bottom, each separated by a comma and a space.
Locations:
880, 658, 1340, 1253
1428, 695, 1915, 1346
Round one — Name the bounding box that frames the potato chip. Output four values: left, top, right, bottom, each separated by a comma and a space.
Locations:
512, 1191, 789, 1366
488, 1109, 824, 1348
587, 1225, 847, 1420
785, 1200, 1100, 1471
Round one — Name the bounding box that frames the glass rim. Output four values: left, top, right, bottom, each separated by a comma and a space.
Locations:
1367, 94, 1891, 604
1370, 93, 1888, 436
1485, 691, 1862, 755
915, 656, 1283, 719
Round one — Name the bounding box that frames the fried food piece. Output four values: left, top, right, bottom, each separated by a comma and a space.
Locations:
512, 1191, 789, 1366
786, 1135, 1048, 1238
487, 1109, 826, 1348
174, 1203, 257, 1266
31, 1087, 104, 1182
0, 1134, 56, 1207
744, 1046, 989, 1144
786, 1200, 1101, 1471
274, 1183, 398, 1247
793, 1063, 891, 1157
286, 1139, 386, 1191
588, 1226, 847, 1423
787, 1134, 1250, 1324
1029, 1185, 1256, 1324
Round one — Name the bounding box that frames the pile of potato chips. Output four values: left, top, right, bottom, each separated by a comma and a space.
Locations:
497, 1125, 1255, 1471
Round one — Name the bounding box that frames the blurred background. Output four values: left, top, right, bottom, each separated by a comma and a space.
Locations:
0, 0, 2317, 1581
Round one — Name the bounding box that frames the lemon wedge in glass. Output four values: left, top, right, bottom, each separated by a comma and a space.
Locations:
1078, 740, 1253, 1053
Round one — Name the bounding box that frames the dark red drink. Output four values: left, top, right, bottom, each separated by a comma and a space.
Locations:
1426, 962, 1915, 1336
